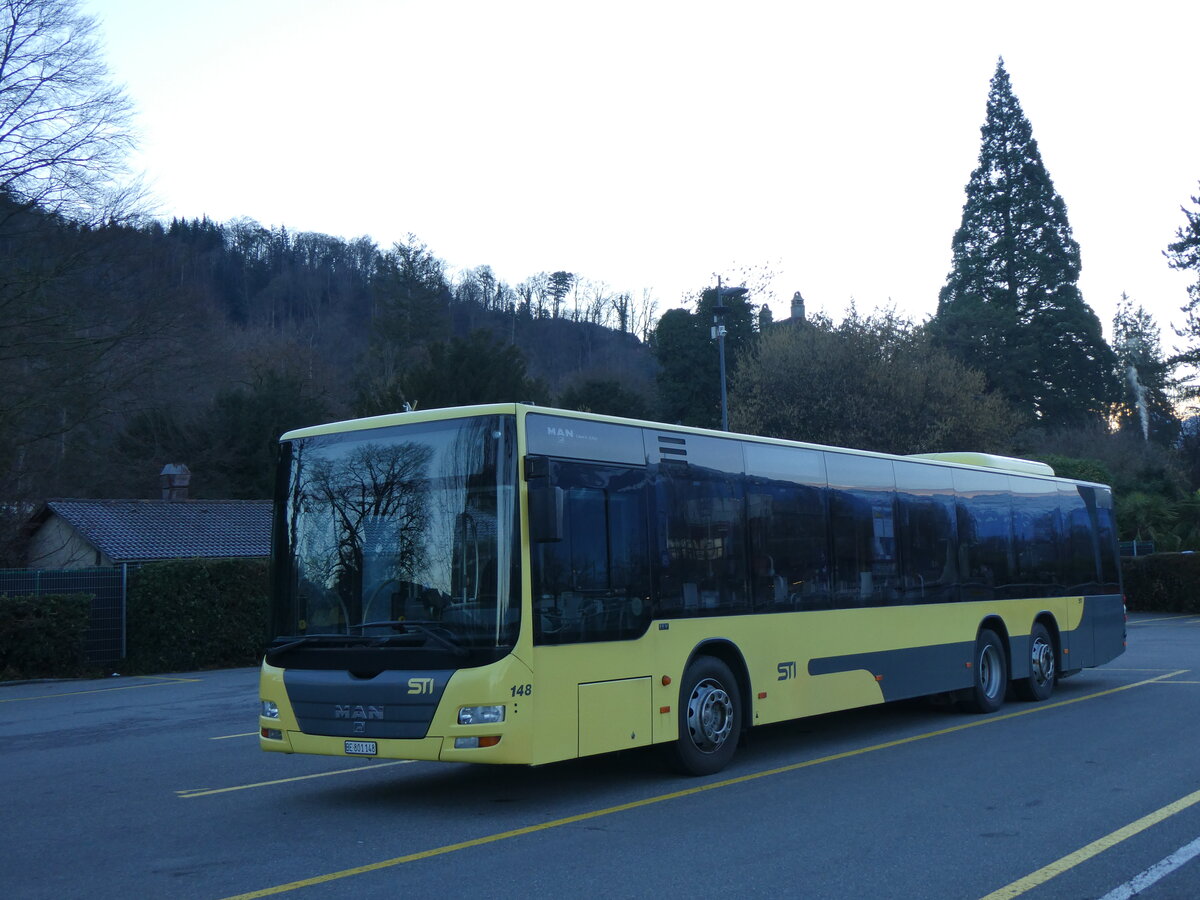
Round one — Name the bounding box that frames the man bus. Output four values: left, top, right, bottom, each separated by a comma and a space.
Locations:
259, 404, 1124, 775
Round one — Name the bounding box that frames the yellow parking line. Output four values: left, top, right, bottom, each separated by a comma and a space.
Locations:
1127, 615, 1200, 626
980, 785, 1200, 899
0, 676, 201, 702
220, 669, 1187, 900
177, 760, 413, 798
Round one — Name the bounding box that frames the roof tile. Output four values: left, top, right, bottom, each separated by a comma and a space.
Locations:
45, 499, 271, 563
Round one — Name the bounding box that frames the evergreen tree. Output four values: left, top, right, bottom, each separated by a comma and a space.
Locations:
1112, 294, 1178, 443
651, 284, 756, 428
1166, 184, 1200, 373
931, 58, 1117, 428
547, 271, 575, 318
557, 379, 651, 420
356, 330, 547, 415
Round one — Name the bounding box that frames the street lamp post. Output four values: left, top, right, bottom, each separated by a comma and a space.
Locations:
711, 276, 748, 432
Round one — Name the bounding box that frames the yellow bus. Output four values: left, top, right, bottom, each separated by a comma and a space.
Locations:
259, 404, 1125, 775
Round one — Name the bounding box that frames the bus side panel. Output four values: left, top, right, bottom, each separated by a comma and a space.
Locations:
529, 641, 659, 766
578, 677, 653, 756
807, 642, 975, 702
1081, 593, 1127, 668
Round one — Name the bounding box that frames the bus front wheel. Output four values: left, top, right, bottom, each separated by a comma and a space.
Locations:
667, 656, 741, 776
958, 629, 1007, 714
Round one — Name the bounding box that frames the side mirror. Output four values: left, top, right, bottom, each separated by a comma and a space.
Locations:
528, 483, 563, 543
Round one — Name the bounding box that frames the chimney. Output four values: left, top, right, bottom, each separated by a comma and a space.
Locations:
160, 463, 191, 501
790, 291, 806, 322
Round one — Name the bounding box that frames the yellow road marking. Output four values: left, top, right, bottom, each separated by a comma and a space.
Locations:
177, 760, 413, 798
220, 669, 1187, 900
980, 784, 1200, 899
1127, 615, 1200, 626
211, 732, 260, 740
0, 676, 200, 702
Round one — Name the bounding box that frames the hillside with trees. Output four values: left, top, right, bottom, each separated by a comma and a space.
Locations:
4, 4, 1200, 561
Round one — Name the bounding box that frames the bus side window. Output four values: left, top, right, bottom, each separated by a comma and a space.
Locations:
747, 484, 830, 611
743, 444, 831, 611
827, 454, 897, 608
1061, 485, 1102, 594
893, 460, 958, 604
654, 468, 748, 618
531, 464, 651, 644
953, 469, 1013, 602
1009, 476, 1062, 595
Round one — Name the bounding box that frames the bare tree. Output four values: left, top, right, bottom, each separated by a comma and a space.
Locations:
631, 288, 659, 342
0, 0, 139, 221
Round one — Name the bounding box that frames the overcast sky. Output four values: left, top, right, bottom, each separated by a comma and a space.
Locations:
84, 0, 1200, 346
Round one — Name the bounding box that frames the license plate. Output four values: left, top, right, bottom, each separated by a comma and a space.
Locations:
344, 740, 377, 756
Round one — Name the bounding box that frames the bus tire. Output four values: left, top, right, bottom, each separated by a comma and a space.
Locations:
666, 656, 741, 776
1015, 622, 1056, 702
958, 629, 1007, 714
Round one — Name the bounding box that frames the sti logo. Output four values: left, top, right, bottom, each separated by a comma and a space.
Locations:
408, 677, 435, 695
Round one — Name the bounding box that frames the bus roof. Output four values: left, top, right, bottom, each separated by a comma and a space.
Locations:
905, 452, 1055, 477
279, 403, 1088, 485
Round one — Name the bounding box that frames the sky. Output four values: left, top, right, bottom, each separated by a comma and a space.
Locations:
84, 0, 1200, 347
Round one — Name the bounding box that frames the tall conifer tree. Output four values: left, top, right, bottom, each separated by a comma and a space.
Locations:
1112, 294, 1178, 442
1165, 185, 1200, 370
932, 59, 1117, 428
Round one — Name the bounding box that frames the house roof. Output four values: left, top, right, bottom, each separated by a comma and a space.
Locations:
40, 499, 272, 563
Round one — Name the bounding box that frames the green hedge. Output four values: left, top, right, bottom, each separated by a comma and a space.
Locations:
0, 593, 91, 680
123, 558, 269, 674
1122, 552, 1200, 614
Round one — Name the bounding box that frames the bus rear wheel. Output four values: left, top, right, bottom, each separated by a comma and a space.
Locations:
1015, 622, 1056, 702
958, 629, 1007, 714
666, 656, 741, 776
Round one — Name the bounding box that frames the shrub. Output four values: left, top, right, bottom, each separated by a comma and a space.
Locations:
0, 593, 91, 680
1122, 552, 1200, 613
123, 558, 269, 674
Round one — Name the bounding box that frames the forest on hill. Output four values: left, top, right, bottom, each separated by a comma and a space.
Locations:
4, 2, 1200, 563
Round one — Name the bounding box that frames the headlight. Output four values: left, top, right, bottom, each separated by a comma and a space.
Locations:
458, 704, 505, 725
261, 700, 279, 719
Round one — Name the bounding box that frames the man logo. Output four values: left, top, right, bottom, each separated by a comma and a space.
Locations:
408, 677, 435, 695
334, 704, 384, 720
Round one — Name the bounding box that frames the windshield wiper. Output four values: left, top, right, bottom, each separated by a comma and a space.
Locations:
271, 633, 378, 651
270, 636, 314, 654
355, 620, 469, 657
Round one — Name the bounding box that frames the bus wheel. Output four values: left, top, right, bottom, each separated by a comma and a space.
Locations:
667, 656, 741, 776
958, 629, 1007, 714
1016, 623, 1056, 702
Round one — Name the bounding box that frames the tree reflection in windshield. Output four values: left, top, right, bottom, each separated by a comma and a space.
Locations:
301, 440, 434, 628
278, 415, 518, 648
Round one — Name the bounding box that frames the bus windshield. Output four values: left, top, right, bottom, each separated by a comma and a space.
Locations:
271, 414, 519, 653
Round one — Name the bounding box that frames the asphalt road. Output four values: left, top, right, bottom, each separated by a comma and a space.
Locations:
2, 612, 1199, 900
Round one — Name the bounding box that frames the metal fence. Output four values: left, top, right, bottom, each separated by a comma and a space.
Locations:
1119, 541, 1156, 557
0, 566, 127, 663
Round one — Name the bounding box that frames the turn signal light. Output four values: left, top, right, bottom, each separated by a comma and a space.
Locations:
454, 736, 501, 749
